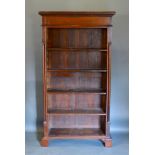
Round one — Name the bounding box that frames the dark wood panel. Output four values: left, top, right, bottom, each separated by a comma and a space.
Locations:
47, 28, 107, 49
48, 115, 105, 129
47, 51, 107, 69
47, 72, 106, 90
47, 94, 106, 113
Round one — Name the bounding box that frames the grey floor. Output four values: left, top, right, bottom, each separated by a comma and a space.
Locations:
26, 131, 128, 155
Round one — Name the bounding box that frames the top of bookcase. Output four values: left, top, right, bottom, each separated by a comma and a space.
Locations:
39, 11, 116, 17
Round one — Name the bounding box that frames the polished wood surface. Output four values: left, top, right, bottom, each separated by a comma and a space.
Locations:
39, 11, 116, 16
39, 11, 115, 147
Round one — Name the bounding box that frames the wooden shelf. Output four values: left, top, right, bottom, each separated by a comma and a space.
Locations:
47, 89, 106, 95
48, 128, 105, 139
47, 69, 107, 72
47, 109, 106, 115
47, 48, 107, 52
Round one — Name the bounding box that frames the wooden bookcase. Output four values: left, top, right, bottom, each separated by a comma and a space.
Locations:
39, 11, 115, 147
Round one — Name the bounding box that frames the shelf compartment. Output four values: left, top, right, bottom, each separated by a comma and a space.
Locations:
47, 69, 107, 72
47, 89, 106, 95
48, 115, 106, 132
48, 109, 106, 115
48, 128, 105, 139
47, 72, 106, 90
47, 50, 107, 69
47, 28, 107, 49
47, 94, 106, 113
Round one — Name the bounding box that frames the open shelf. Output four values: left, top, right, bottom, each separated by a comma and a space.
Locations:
48, 128, 105, 139
47, 50, 107, 70
47, 89, 106, 95
48, 109, 106, 115
47, 69, 107, 72
47, 48, 107, 52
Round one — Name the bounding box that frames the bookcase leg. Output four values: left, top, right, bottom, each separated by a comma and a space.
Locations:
40, 121, 49, 147
40, 137, 48, 147
104, 139, 112, 147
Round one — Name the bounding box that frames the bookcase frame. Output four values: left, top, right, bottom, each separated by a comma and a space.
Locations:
39, 11, 115, 147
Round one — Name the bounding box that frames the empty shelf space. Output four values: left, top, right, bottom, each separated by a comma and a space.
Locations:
47, 69, 107, 72
47, 48, 107, 52
48, 109, 106, 115
47, 89, 106, 95
48, 128, 105, 139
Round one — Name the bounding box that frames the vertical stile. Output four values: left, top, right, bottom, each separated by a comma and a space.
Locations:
42, 24, 46, 120
106, 27, 112, 137
42, 20, 49, 136
105, 27, 108, 137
